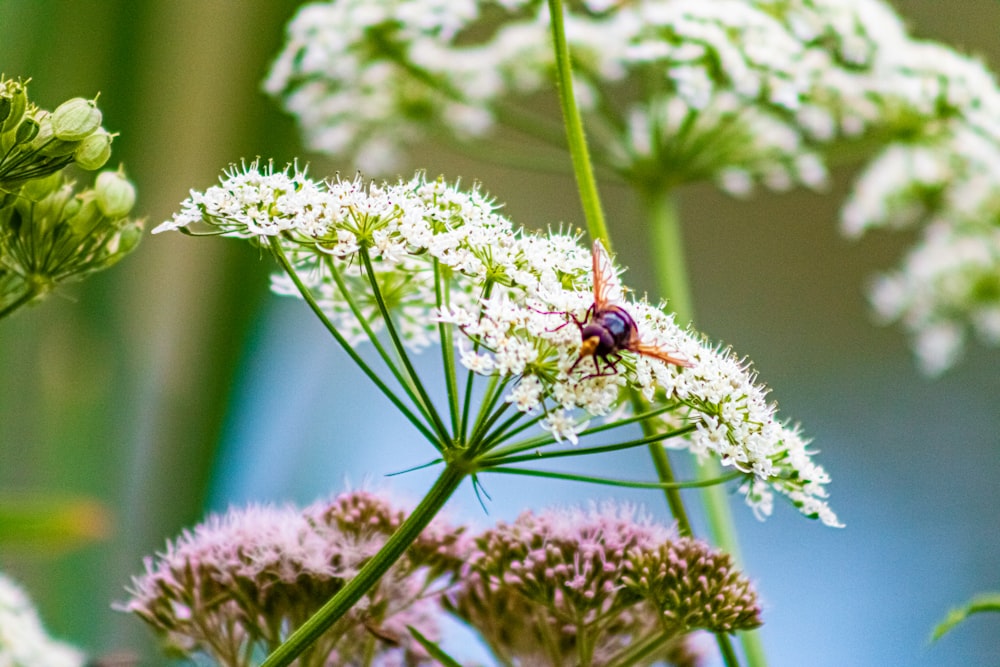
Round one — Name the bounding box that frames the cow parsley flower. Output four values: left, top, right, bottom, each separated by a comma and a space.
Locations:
0, 573, 85, 667
118, 492, 463, 667
157, 162, 839, 526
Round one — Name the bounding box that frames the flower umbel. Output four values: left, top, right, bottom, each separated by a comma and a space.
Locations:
157, 162, 839, 526
0, 77, 140, 321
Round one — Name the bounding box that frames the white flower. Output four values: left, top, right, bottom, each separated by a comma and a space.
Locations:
866, 220, 1000, 375
162, 165, 839, 525
0, 574, 85, 667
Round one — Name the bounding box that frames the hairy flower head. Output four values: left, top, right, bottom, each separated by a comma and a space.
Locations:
118, 492, 463, 667
445, 502, 755, 665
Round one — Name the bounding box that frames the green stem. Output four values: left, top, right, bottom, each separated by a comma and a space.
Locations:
546, 3, 753, 664
546, 0, 609, 248
435, 259, 461, 437
359, 246, 452, 444
268, 239, 438, 447
323, 256, 438, 433
0, 282, 41, 321
644, 189, 694, 325
259, 462, 467, 667
629, 391, 694, 537
640, 186, 766, 667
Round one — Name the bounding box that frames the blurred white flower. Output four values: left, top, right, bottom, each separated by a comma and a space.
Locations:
0, 573, 85, 667
263, 0, 1000, 373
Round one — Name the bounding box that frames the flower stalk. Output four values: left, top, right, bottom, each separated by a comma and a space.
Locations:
259, 461, 467, 667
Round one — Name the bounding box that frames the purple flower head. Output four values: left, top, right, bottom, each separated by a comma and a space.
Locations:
119, 492, 464, 667
446, 502, 733, 666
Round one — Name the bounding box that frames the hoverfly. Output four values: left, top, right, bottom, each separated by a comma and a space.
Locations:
563, 240, 692, 377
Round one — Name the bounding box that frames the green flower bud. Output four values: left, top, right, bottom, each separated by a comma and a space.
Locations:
1, 82, 27, 133
94, 170, 136, 219
67, 197, 103, 235
73, 131, 112, 170
14, 117, 40, 145
114, 222, 143, 256
0, 96, 11, 126
51, 97, 102, 141
26, 113, 54, 151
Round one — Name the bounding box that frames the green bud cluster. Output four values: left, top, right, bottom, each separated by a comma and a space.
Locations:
0, 78, 114, 190
0, 76, 142, 320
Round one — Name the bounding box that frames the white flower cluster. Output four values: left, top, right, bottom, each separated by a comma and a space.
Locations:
265, 0, 1000, 372
842, 58, 1000, 372
0, 573, 84, 667
263, 0, 836, 191
157, 163, 840, 526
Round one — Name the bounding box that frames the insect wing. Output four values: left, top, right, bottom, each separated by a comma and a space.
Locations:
631, 340, 693, 368
591, 239, 624, 307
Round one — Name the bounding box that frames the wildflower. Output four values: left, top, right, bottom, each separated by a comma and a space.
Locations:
264, 0, 1000, 371
118, 491, 463, 667
158, 163, 840, 526
445, 503, 755, 665
0, 573, 85, 667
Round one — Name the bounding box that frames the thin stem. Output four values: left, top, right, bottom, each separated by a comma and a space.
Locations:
359, 246, 452, 445
546, 0, 610, 248
630, 392, 695, 537
259, 462, 467, 667
640, 186, 765, 666
546, 3, 751, 664
483, 466, 742, 490
0, 282, 42, 320
483, 400, 684, 460
607, 627, 679, 667
435, 259, 461, 438
323, 255, 437, 431
268, 239, 439, 448
478, 423, 696, 467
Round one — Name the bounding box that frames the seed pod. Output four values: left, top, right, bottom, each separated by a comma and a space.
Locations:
95, 170, 136, 219
73, 131, 112, 170
51, 97, 102, 141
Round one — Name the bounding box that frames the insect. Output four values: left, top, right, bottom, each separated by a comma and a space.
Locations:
564, 240, 692, 377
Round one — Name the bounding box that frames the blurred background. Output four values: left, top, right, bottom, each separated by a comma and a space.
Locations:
1, 1, 998, 665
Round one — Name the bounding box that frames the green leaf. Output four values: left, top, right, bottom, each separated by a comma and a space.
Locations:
930, 593, 1000, 642
0, 493, 111, 552
407, 626, 464, 667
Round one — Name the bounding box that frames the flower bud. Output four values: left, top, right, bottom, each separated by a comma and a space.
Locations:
67, 197, 103, 234
104, 223, 143, 265
14, 117, 40, 145
73, 131, 112, 170
95, 170, 136, 219
26, 113, 55, 152
51, 97, 102, 141
0, 82, 27, 133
